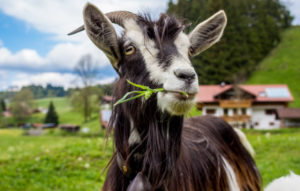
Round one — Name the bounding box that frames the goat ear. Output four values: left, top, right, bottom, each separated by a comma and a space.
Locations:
188, 10, 227, 57
83, 3, 120, 69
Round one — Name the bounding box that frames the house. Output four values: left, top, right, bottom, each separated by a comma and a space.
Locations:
100, 95, 112, 129
101, 95, 113, 105
197, 84, 294, 129
276, 108, 300, 127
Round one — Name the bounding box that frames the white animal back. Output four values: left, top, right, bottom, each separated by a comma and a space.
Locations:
265, 172, 300, 191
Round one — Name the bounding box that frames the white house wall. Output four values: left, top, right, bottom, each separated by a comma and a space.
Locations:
202, 106, 222, 116
251, 109, 280, 129
202, 105, 285, 129
251, 105, 285, 129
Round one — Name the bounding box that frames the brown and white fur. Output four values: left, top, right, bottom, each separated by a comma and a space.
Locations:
70, 3, 261, 191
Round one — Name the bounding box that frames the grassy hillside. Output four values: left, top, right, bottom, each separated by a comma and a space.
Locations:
247, 26, 300, 107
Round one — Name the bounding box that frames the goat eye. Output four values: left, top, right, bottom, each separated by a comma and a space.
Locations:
125, 46, 135, 55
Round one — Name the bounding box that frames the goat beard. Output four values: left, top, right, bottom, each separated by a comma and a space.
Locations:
110, 79, 185, 189
142, 113, 184, 188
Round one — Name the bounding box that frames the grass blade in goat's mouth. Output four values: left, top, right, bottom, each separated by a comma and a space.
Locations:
163, 90, 189, 98
113, 80, 188, 107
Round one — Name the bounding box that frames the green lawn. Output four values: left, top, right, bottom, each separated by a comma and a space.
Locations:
0, 128, 299, 190
0, 129, 113, 191
246, 129, 300, 186
1, 97, 299, 189
247, 26, 300, 107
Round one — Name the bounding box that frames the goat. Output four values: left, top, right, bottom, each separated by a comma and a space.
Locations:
265, 172, 300, 191
69, 3, 261, 191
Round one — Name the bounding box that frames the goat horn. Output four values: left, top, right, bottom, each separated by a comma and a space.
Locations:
105, 11, 138, 28
67, 25, 84, 35
67, 11, 138, 35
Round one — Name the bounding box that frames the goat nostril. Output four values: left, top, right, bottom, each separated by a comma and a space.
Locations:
178, 73, 187, 79
174, 69, 196, 83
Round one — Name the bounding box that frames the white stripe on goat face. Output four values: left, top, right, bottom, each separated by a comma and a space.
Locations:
124, 19, 166, 84
124, 20, 196, 85
163, 32, 198, 92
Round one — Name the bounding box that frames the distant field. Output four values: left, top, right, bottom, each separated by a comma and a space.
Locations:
247, 26, 300, 107
33, 97, 102, 134
0, 128, 299, 190
35, 96, 200, 132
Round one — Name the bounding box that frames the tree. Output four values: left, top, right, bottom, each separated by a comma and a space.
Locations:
0, 99, 6, 111
11, 88, 35, 122
0, 104, 4, 128
70, 87, 102, 122
98, 83, 115, 96
22, 84, 67, 99
167, 0, 293, 84
73, 55, 101, 122
44, 101, 59, 125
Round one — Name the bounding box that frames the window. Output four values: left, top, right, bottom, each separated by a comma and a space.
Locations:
233, 108, 238, 115
254, 122, 259, 126
269, 122, 274, 126
206, 109, 216, 115
265, 109, 276, 115
224, 109, 228, 116
241, 108, 247, 115
259, 91, 266, 97
242, 123, 247, 129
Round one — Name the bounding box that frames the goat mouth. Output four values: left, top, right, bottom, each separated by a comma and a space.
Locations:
163, 90, 197, 100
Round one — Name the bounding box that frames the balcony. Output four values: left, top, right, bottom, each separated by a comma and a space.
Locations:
221, 115, 251, 122
219, 100, 252, 108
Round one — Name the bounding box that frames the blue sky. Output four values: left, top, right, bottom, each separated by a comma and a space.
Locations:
0, 0, 299, 91
0, 11, 55, 56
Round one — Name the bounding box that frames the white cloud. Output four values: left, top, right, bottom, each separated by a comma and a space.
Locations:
0, 70, 116, 91
0, 40, 109, 73
95, 77, 116, 85
11, 72, 77, 89
282, 0, 300, 25
0, 0, 169, 38
0, 48, 44, 68
0, 0, 168, 90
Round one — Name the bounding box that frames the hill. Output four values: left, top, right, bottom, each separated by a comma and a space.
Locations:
247, 26, 300, 107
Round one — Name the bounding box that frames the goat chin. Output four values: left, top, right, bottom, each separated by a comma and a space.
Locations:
265, 172, 300, 191
157, 92, 197, 116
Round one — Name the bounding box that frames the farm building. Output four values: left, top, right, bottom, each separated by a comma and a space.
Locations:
276, 108, 300, 127
197, 84, 295, 129
100, 95, 112, 129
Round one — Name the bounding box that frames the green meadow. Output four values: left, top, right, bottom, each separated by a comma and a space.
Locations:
0, 97, 299, 190
1, 127, 299, 190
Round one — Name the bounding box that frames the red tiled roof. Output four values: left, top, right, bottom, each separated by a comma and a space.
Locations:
277, 108, 300, 119
102, 95, 113, 102
197, 84, 294, 103
198, 85, 232, 102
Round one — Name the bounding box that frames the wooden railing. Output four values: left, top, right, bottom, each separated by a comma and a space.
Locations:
220, 100, 252, 108
221, 115, 251, 122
